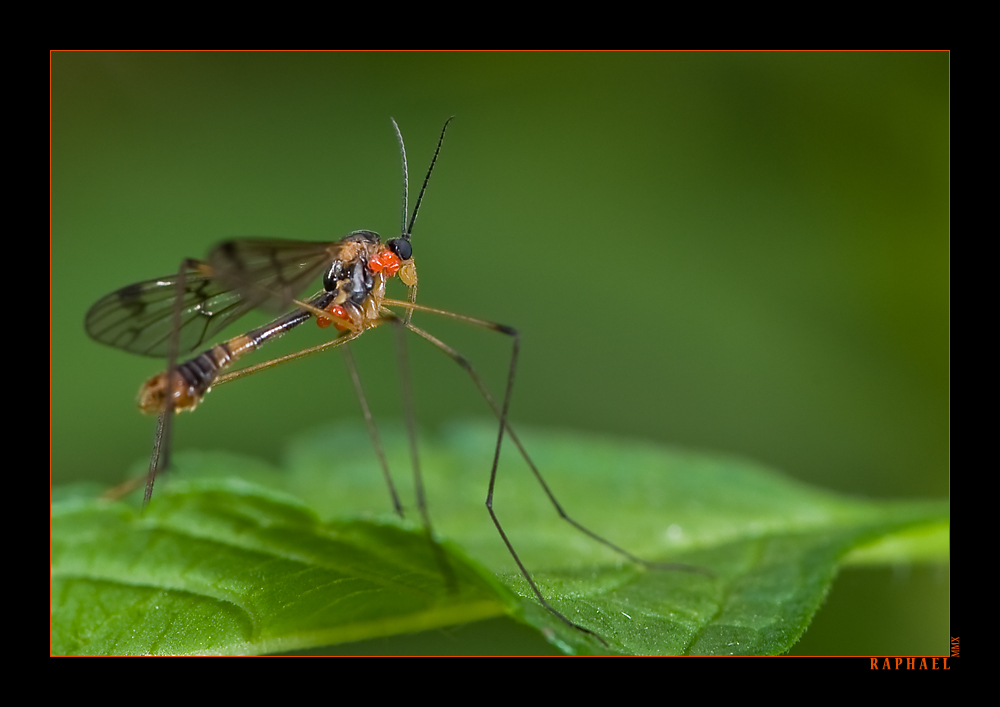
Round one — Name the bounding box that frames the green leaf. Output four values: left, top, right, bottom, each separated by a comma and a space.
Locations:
51, 421, 946, 655
51, 481, 509, 656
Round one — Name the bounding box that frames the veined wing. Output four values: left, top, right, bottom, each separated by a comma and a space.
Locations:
86, 240, 342, 358
85, 263, 254, 358
206, 238, 339, 314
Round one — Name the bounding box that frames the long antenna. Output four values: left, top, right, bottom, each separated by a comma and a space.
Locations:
390, 118, 409, 238
398, 116, 454, 240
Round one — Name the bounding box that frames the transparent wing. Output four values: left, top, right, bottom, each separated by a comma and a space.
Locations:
206, 238, 339, 314
85, 240, 341, 358
85, 263, 253, 358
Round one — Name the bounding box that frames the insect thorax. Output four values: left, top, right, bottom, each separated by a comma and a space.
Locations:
321, 230, 415, 330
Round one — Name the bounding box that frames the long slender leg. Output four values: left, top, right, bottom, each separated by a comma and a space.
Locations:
342, 344, 404, 518
144, 410, 172, 508
214, 328, 366, 387
100, 413, 166, 501
397, 319, 606, 642
209, 322, 405, 519
391, 318, 425, 526
385, 302, 710, 575
389, 313, 457, 592
141, 258, 198, 509
180, 309, 451, 588
109, 329, 366, 502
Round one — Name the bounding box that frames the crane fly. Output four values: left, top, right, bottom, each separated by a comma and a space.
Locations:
84, 118, 705, 646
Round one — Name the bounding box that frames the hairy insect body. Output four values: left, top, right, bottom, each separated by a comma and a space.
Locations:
137, 233, 414, 415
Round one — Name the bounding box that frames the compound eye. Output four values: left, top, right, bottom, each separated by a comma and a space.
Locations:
387, 237, 412, 260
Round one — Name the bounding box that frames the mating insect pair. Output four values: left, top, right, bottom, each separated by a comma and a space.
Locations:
85, 118, 700, 646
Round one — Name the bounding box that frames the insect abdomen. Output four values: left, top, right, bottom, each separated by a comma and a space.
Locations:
137, 341, 244, 414
135, 298, 323, 415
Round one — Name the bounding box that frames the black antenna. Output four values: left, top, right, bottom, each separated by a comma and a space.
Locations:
395, 116, 454, 240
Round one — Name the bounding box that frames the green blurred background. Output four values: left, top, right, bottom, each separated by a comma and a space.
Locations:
51, 52, 948, 654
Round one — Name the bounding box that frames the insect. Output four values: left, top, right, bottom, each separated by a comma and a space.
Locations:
84, 118, 703, 646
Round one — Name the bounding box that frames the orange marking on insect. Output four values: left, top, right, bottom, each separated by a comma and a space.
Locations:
317, 303, 350, 331
369, 250, 401, 276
